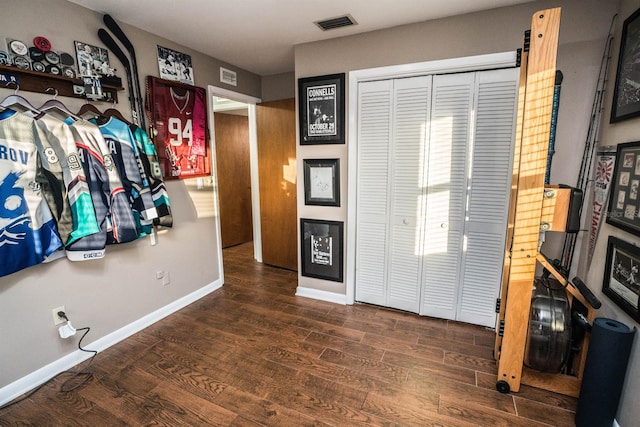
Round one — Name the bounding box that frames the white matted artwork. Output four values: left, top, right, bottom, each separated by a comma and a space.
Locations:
157, 45, 194, 85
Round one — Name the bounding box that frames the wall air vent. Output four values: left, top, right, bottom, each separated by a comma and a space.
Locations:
314, 14, 357, 31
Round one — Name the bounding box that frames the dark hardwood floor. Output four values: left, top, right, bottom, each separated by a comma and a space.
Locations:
0, 242, 577, 426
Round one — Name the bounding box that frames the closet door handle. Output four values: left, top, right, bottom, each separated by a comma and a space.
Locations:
440, 223, 448, 229
403, 219, 409, 225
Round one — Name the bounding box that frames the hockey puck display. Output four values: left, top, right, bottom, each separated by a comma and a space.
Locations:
0, 50, 11, 65
62, 67, 76, 79
59, 52, 75, 66
13, 55, 30, 69
32, 61, 46, 72
33, 36, 51, 52
44, 51, 59, 65
28, 46, 45, 61
46, 64, 61, 75
8, 39, 28, 56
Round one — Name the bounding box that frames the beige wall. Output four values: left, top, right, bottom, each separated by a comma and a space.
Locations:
0, 0, 260, 390
576, 1, 640, 424
295, 1, 639, 424
261, 72, 295, 102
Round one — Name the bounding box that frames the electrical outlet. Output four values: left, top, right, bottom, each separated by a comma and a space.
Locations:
52, 306, 66, 325
162, 271, 170, 286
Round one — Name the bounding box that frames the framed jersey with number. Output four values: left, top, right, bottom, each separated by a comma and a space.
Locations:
146, 76, 210, 179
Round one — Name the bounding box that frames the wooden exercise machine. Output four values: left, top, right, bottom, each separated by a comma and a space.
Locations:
494, 7, 600, 397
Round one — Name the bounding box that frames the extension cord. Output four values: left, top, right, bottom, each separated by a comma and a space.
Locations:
58, 321, 77, 339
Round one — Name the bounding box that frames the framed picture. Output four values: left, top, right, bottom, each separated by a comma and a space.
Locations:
300, 218, 344, 282
298, 73, 345, 144
606, 141, 640, 235
146, 76, 210, 179
611, 7, 640, 122
303, 158, 340, 206
157, 45, 194, 85
74, 41, 111, 78
603, 236, 640, 322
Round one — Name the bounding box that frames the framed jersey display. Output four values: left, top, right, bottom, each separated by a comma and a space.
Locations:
147, 76, 210, 179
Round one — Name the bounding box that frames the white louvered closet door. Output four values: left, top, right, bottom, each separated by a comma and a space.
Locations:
420, 73, 475, 320
387, 76, 432, 312
355, 77, 432, 312
355, 80, 393, 306
458, 68, 518, 327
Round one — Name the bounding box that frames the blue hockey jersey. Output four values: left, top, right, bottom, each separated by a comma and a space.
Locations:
0, 111, 63, 276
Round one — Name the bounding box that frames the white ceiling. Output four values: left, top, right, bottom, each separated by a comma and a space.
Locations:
68, 0, 533, 76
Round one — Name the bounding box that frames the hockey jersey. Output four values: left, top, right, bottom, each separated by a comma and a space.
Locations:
130, 124, 172, 228
0, 111, 63, 277
67, 118, 139, 249
35, 114, 100, 247
93, 117, 158, 238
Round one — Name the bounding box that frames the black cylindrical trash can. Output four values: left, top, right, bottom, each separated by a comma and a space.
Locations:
575, 317, 636, 427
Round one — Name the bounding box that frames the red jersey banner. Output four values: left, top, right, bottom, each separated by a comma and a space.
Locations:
146, 76, 210, 179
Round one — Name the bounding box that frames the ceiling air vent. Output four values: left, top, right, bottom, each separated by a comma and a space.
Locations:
315, 14, 357, 31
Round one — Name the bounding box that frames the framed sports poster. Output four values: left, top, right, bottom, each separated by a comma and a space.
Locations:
300, 218, 344, 282
303, 158, 340, 206
157, 45, 194, 85
298, 73, 345, 145
603, 236, 640, 322
74, 41, 110, 77
146, 76, 210, 180
606, 141, 640, 235
611, 7, 640, 122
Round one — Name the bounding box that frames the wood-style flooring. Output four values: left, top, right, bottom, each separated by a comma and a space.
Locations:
0, 242, 577, 426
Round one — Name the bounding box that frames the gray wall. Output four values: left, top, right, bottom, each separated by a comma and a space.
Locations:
261, 72, 295, 102
0, 0, 260, 390
295, 0, 639, 424
576, 1, 640, 424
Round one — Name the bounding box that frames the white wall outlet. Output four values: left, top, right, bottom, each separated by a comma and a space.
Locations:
162, 271, 170, 286
52, 306, 66, 325
156, 270, 164, 279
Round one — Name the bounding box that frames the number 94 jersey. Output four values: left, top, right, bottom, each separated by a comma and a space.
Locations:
148, 78, 208, 178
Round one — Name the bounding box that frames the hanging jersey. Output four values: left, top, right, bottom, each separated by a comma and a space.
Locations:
0, 112, 63, 277
148, 77, 209, 178
67, 119, 139, 248
35, 114, 100, 247
130, 124, 173, 228
94, 117, 158, 237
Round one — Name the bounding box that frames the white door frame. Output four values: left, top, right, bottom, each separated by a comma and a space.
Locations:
207, 85, 262, 272
346, 51, 517, 305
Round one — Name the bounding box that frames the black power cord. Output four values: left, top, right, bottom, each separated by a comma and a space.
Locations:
0, 312, 97, 411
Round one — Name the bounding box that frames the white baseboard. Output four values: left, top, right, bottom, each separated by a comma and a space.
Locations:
0, 279, 222, 407
295, 286, 348, 305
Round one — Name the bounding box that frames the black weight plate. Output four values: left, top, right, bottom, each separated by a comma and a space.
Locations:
0, 50, 11, 65
33, 36, 51, 52
44, 51, 60, 65
32, 61, 46, 72
13, 55, 30, 69
29, 47, 45, 61
59, 52, 74, 66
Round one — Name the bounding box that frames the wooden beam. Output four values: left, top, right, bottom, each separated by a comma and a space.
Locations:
497, 7, 561, 393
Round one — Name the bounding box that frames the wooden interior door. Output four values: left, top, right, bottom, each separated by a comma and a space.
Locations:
214, 112, 253, 248
257, 98, 297, 270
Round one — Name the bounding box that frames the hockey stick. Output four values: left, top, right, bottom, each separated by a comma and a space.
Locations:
97, 28, 138, 126
103, 14, 146, 131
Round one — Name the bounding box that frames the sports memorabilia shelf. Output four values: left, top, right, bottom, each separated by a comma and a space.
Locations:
0, 64, 123, 102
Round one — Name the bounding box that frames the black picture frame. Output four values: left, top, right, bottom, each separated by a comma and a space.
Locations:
611, 7, 640, 123
303, 158, 340, 206
300, 218, 344, 282
606, 141, 640, 235
298, 73, 345, 144
603, 236, 640, 322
